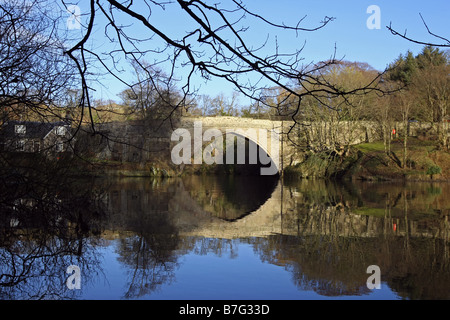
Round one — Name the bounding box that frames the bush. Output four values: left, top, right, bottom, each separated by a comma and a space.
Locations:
426, 165, 442, 179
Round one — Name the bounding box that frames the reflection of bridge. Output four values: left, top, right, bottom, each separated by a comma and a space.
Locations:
104, 177, 450, 241
178, 181, 287, 238
175, 180, 450, 241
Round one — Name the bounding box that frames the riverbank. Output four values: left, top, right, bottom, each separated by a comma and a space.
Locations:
70, 137, 450, 181
284, 137, 450, 182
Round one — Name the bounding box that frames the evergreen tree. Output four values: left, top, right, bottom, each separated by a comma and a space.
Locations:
387, 51, 418, 85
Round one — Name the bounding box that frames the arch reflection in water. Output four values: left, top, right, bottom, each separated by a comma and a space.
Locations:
2, 177, 450, 299
182, 175, 279, 221
101, 177, 450, 299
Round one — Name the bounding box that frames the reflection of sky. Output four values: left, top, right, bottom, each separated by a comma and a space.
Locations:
79, 243, 127, 300
79, 239, 401, 300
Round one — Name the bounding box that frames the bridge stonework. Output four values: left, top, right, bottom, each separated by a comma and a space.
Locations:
174, 116, 390, 175
91, 116, 389, 175
175, 116, 300, 175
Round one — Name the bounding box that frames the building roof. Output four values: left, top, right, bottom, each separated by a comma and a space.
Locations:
0, 121, 69, 139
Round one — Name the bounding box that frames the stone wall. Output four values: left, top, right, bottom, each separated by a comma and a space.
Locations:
80, 120, 172, 163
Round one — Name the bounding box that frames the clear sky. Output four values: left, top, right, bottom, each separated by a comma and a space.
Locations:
76, 0, 450, 104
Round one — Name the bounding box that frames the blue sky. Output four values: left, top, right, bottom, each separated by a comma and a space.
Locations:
77, 0, 450, 104
247, 1, 449, 67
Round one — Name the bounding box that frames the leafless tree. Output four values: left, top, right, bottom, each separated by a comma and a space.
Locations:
0, 0, 78, 124
62, 0, 387, 133
387, 13, 450, 48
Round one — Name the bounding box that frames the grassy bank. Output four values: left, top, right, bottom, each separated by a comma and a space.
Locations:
284, 137, 450, 181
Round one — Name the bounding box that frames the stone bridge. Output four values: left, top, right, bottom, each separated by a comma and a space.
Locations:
172, 116, 386, 176
173, 116, 299, 176
93, 116, 385, 173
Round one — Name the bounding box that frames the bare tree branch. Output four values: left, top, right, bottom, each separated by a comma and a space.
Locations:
61, 0, 387, 133
387, 13, 450, 48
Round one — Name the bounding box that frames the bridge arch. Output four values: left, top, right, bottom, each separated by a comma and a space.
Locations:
223, 129, 280, 175
174, 116, 286, 176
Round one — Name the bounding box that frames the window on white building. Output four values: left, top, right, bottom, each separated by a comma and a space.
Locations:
56, 126, 65, 136
15, 125, 26, 134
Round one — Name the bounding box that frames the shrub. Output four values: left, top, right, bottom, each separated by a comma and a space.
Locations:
426, 165, 442, 179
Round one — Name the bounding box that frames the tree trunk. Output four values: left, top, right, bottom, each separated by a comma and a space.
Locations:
440, 103, 448, 149
403, 120, 408, 168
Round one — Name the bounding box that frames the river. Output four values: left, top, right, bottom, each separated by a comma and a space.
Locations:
1, 174, 449, 300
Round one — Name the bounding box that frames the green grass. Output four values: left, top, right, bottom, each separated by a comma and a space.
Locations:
353, 207, 387, 217
355, 138, 437, 154
354, 142, 386, 153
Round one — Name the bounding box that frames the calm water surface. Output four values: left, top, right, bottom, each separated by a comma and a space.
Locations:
1, 175, 450, 300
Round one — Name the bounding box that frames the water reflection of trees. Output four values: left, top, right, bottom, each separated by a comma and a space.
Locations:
252, 233, 450, 299
252, 179, 450, 299
106, 177, 450, 299
0, 165, 107, 300
106, 178, 180, 299
9, 175, 443, 300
